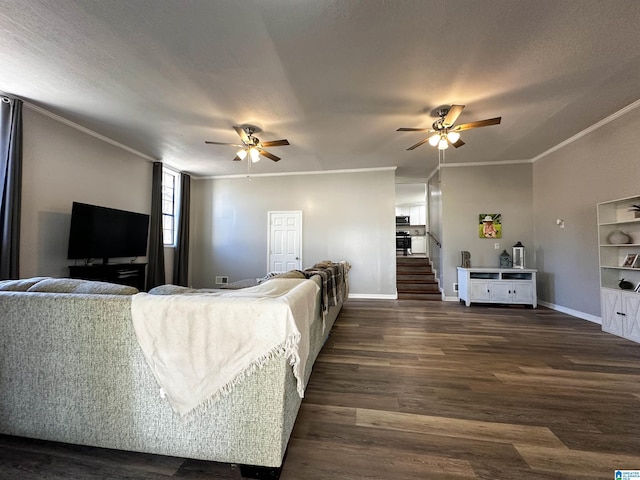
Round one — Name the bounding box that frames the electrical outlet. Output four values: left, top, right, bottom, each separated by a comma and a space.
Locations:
494, 243, 500, 250
453, 282, 458, 292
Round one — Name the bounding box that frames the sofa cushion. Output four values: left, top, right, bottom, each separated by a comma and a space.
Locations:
148, 284, 197, 295
0, 277, 50, 292
26, 278, 138, 295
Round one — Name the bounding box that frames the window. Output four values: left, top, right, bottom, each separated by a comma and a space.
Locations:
162, 168, 178, 246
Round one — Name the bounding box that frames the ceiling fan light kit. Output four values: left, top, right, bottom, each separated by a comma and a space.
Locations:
397, 104, 501, 151
447, 131, 460, 143
205, 126, 290, 164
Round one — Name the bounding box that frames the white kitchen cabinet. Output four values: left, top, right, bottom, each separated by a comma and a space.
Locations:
597, 195, 640, 343
411, 236, 426, 254
397, 204, 426, 225
396, 206, 409, 217
457, 268, 537, 308
409, 205, 426, 225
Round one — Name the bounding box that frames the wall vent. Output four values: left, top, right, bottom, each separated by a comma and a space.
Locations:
215, 276, 229, 285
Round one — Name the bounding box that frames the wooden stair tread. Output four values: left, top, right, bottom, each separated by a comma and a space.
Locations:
396, 257, 440, 301
397, 292, 442, 300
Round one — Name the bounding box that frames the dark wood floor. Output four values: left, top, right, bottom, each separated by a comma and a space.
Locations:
2, 299, 640, 479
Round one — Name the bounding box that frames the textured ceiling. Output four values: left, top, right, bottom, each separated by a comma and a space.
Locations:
2, 0, 640, 181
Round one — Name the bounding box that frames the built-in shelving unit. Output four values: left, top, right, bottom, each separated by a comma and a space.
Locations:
597, 195, 640, 341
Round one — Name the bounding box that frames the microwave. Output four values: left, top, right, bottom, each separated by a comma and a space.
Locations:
396, 215, 410, 225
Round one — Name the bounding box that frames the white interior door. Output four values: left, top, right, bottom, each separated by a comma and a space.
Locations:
268, 211, 302, 273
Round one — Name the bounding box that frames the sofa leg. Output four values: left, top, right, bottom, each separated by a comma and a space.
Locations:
239, 464, 282, 479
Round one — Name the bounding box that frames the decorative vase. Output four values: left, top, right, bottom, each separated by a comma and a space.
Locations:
608, 230, 631, 245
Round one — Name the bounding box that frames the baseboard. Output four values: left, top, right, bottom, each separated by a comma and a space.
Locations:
347, 294, 601, 324
537, 300, 602, 324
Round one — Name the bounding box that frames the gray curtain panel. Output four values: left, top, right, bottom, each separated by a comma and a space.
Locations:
0, 96, 23, 280
173, 172, 190, 286
146, 161, 165, 290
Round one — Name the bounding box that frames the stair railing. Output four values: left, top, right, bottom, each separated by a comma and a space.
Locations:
427, 231, 441, 248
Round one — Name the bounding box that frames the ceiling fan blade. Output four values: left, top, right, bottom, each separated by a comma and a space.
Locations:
407, 138, 430, 150
453, 117, 502, 131
260, 139, 290, 147
397, 127, 435, 132
259, 149, 280, 162
205, 141, 244, 147
442, 104, 465, 127
233, 126, 250, 144
233, 155, 242, 161
452, 138, 465, 148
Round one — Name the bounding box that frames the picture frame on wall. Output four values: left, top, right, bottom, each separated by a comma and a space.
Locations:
479, 214, 502, 238
634, 282, 640, 293
622, 254, 638, 268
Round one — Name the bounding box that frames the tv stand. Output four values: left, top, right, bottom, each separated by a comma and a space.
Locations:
457, 267, 537, 308
69, 263, 147, 291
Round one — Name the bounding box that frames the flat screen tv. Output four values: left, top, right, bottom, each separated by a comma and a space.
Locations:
67, 202, 150, 264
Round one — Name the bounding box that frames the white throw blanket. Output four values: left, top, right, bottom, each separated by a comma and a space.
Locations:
131, 278, 319, 416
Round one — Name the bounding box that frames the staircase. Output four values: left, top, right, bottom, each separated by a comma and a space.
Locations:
396, 256, 441, 300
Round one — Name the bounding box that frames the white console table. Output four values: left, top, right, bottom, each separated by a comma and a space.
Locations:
457, 267, 537, 308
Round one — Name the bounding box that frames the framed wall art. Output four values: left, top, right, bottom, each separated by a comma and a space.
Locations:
479, 214, 502, 238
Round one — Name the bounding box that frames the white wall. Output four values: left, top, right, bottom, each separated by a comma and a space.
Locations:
533, 103, 640, 318
427, 171, 442, 285
190, 169, 397, 297
20, 107, 152, 278
440, 163, 534, 299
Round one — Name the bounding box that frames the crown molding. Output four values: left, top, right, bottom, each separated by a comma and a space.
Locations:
24, 102, 159, 162
440, 159, 531, 168
531, 98, 640, 163
197, 166, 397, 180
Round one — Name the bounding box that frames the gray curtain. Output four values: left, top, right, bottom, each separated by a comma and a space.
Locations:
0, 96, 23, 280
146, 161, 165, 290
173, 172, 190, 286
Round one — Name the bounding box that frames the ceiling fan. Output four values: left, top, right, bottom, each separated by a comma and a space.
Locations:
205, 126, 290, 162
397, 105, 501, 150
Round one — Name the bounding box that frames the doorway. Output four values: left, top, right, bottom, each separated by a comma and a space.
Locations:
395, 183, 428, 256
267, 211, 302, 272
